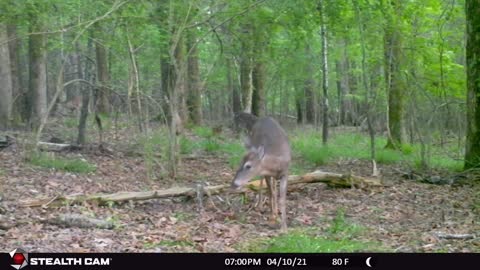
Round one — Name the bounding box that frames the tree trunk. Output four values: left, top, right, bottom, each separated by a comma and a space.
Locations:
186, 29, 203, 125
0, 24, 13, 129
335, 41, 352, 126
465, 0, 480, 169
295, 94, 303, 124
94, 24, 110, 115
320, 0, 329, 145
252, 60, 266, 117
28, 17, 48, 130
65, 46, 81, 102
78, 36, 93, 145
160, 54, 172, 123
7, 24, 24, 123
384, 0, 405, 149
240, 54, 253, 114
304, 45, 315, 124
175, 36, 188, 125
229, 58, 242, 114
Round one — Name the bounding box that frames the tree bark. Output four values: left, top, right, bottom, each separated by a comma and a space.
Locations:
384, 0, 405, 149
252, 60, 266, 117
320, 0, 329, 144
28, 15, 48, 130
94, 24, 110, 115
465, 0, 480, 169
160, 54, 172, 123
7, 24, 24, 123
77, 36, 93, 145
240, 54, 253, 113
229, 58, 242, 114
175, 36, 188, 125
0, 24, 13, 129
186, 29, 203, 125
304, 45, 315, 124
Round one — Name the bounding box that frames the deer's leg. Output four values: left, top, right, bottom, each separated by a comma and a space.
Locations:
255, 178, 265, 210
266, 176, 278, 223
279, 174, 288, 231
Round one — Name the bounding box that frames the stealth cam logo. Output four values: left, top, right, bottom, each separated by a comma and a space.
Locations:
9, 248, 28, 269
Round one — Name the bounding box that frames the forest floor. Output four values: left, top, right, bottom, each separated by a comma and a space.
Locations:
0, 118, 479, 253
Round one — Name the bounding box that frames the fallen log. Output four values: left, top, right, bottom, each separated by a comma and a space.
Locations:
19, 170, 381, 207
37, 142, 81, 152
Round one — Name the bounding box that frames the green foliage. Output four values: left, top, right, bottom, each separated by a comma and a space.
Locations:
222, 142, 245, 169
179, 136, 196, 155
291, 130, 461, 172
202, 138, 221, 153
327, 209, 364, 236
29, 152, 96, 173
245, 209, 379, 252
254, 231, 369, 253
375, 148, 403, 164
139, 130, 169, 180
192, 126, 214, 139
63, 117, 78, 128
292, 136, 332, 166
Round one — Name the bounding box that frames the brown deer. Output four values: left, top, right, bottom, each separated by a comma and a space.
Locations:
231, 116, 291, 231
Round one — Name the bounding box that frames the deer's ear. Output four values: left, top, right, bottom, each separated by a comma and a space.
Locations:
255, 146, 265, 159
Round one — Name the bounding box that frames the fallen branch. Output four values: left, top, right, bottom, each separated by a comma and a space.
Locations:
37, 142, 74, 152
20, 170, 381, 207
433, 232, 476, 240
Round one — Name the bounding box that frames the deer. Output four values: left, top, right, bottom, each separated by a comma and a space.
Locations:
233, 112, 258, 137
231, 116, 291, 231
60, 95, 83, 117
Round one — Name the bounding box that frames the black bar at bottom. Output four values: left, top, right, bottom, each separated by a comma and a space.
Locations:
1, 253, 478, 270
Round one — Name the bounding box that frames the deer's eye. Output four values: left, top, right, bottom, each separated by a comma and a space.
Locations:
244, 163, 252, 170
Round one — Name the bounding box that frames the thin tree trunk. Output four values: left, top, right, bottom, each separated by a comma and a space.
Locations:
354, 0, 376, 163
7, 24, 23, 123
94, 24, 110, 115
186, 29, 203, 125
77, 38, 93, 145
320, 0, 329, 145
175, 36, 188, 125
240, 54, 253, 114
127, 29, 145, 133
229, 58, 242, 114
304, 45, 315, 124
384, 0, 405, 149
252, 60, 266, 117
0, 24, 13, 129
28, 17, 48, 130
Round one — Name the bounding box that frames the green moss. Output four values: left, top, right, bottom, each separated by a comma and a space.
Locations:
29, 153, 96, 173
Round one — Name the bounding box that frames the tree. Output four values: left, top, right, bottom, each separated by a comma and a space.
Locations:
94, 24, 111, 115
186, 28, 203, 125
319, 0, 329, 144
252, 60, 266, 117
465, 0, 480, 169
28, 8, 48, 130
240, 26, 253, 114
7, 24, 24, 122
0, 24, 13, 129
383, 0, 405, 149
304, 45, 316, 124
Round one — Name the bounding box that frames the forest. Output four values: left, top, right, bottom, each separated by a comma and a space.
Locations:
0, 0, 479, 253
